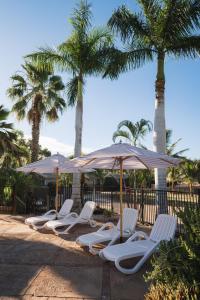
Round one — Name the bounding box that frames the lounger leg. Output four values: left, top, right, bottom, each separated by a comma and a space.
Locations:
114, 246, 157, 274
54, 222, 77, 235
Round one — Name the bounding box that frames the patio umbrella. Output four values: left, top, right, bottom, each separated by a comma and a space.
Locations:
17, 154, 94, 210
70, 143, 180, 240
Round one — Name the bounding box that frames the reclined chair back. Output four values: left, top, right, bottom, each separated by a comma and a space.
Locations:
150, 214, 177, 243
59, 199, 73, 216
79, 201, 96, 219
117, 208, 138, 233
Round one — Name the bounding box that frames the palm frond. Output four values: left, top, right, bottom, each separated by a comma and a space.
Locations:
166, 35, 200, 58
69, 0, 92, 35
108, 5, 150, 42
26, 47, 72, 73
66, 76, 79, 107
112, 130, 132, 143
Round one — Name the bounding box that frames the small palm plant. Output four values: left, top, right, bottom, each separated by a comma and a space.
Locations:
107, 0, 200, 191
113, 119, 152, 146
7, 63, 65, 162
27, 0, 113, 204
113, 119, 152, 189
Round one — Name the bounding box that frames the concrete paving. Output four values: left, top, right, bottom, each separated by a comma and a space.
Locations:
0, 214, 149, 300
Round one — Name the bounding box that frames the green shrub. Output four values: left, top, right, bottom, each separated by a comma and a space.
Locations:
145, 206, 200, 300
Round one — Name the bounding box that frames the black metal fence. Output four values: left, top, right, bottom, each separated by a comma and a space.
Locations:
1, 184, 199, 233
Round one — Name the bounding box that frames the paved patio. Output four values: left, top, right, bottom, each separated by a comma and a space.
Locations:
0, 214, 150, 300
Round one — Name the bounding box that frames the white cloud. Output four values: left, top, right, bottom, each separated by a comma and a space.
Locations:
24, 135, 93, 156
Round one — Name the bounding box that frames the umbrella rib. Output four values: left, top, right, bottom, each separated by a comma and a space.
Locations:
134, 156, 150, 169
159, 157, 177, 166
81, 157, 97, 167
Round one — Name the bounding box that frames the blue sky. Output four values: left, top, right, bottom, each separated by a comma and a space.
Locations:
0, 0, 199, 158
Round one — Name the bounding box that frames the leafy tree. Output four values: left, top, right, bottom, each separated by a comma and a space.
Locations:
113, 118, 152, 146
27, 0, 113, 205
107, 0, 200, 192
0, 105, 19, 156
0, 130, 51, 168
7, 62, 65, 162
179, 159, 200, 192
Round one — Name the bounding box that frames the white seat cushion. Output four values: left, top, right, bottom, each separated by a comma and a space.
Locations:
102, 239, 155, 261
45, 215, 78, 229
78, 228, 118, 246
26, 214, 56, 225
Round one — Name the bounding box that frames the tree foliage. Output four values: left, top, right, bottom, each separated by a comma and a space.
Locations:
145, 206, 200, 300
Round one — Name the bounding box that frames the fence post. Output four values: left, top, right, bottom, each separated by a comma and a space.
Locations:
140, 188, 144, 224
12, 186, 16, 214
111, 191, 114, 212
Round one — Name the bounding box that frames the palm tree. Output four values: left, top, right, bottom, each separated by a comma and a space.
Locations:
107, 0, 200, 192
113, 118, 152, 189
179, 160, 199, 192
7, 62, 65, 162
26, 0, 113, 205
113, 119, 152, 146
0, 105, 21, 155
166, 129, 188, 158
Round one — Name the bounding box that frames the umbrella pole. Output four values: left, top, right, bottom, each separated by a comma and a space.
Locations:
55, 167, 59, 211
119, 158, 123, 243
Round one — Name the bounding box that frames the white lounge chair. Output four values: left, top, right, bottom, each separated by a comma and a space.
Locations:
76, 208, 138, 254
99, 214, 177, 274
45, 201, 96, 234
25, 199, 73, 230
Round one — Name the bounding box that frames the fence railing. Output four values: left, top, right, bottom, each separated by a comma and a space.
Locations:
1, 184, 199, 233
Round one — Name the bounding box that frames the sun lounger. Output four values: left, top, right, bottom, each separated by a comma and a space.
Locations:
25, 199, 73, 230
99, 214, 177, 274
76, 208, 138, 254
45, 200, 96, 234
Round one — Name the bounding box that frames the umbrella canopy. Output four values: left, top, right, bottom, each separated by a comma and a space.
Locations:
17, 153, 95, 174
17, 153, 67, 174
17, 153, 95, 210
70, 143, 180, 241
70, 143, 180, 169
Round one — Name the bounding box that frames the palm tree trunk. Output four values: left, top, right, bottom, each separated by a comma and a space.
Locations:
71, 78, 83, 209
153, 52, 167, 213
31, 97, 41, 162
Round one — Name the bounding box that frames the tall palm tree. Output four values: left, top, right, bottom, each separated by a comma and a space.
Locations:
7, 62, 66, 162
107, 0, 200, 191
26, 0, 113, 205
113, 118, 152, 146
0, 105, 19, 156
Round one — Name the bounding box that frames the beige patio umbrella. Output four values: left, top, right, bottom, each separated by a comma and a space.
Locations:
17, 154, 94, 210
70, 143, 180, 241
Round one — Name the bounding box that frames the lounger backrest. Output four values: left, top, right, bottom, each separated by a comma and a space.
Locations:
117, 208, 138, 233
150, 214, 177, 243
59, 199, 73, 216
79, 201, 96, 219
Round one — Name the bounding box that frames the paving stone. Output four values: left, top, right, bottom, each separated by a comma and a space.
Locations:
0, 214, 150, 300
0, 264, 41, 296
53, 245, 102, 267
110, 260, 149, 300
26, 266, 102, 299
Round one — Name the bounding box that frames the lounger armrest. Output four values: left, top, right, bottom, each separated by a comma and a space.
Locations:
65, 212, 79, 218
126, 231, 149, 243
44, 209, 57, 216
97, 222, 115, 232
